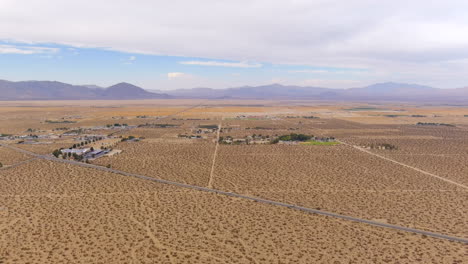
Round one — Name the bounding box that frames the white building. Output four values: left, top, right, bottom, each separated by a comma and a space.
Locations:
61, 148, 90, 155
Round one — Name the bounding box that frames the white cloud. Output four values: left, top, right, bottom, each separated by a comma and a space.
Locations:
1, 0, 468, 87
167, 72, 186, 80
121, 55, 137, 64
289, 70, 330, 74
180, 60, 262, 68
0, 44, 58, 54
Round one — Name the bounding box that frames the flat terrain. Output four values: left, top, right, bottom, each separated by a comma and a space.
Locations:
213, 144, 467, 237
0, 100, 467, 263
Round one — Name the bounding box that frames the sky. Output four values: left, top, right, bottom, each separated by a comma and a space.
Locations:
1, 0, 468, 90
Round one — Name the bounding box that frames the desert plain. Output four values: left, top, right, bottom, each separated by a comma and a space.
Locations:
0, 99, 467, 263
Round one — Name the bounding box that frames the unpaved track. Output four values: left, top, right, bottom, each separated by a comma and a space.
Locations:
0, 158, 38, 171
207, 118, 222, 188
338, 140, 468, 190
2, 142, 467, 244
108, 101, 206, 136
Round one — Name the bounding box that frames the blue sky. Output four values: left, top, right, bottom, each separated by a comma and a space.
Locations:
0, 41, 370, 90
1, 0, 468, 90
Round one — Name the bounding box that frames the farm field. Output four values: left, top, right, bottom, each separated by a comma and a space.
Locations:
0, 99, 467, 263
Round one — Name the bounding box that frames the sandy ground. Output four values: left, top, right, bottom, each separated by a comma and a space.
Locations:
0, 160, 466, 263
0, 100, 467, 263
93, 141, 215, 186
0, 146, 31, 166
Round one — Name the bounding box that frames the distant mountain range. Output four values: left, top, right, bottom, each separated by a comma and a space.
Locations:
156, 82, 468, 102
0, 80, 170, 100
0, 80, 467, 102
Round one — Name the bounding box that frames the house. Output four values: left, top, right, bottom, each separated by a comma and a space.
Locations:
250, 139, 271, 144
61, 148, 90, 155
84, 149, 109, 159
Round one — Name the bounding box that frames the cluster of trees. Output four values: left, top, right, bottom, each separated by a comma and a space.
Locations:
45, 120, 76, 124
367, 143, 398, 150
52, 147, 96, 160
285, 116, 319, 119
71, 137, 103, 149
121, 136, 137, 142
178, 134, 202, 139
385, 114, 427, 118
106, 123, 128, 127
219, 134, 273, 144
416, 122, 455, 127
52, 136, 103, 158
198, 125, 218, 129
52, 149, 61, 158
277, 133, 313, 142
137, 123, 178, 128
245, 127, 274, 130
219, 136, 246, 145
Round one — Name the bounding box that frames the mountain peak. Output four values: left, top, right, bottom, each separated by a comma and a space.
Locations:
103, 82, 169, 99
0, 80, 169, 100
107, 82, 143, 89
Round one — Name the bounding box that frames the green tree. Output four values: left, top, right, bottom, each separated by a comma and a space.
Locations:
270, 138, 280, 144
0, 162, 3, 168
52, 149, 61, 158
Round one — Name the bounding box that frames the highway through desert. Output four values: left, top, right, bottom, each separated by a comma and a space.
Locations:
1, 142, 467, 244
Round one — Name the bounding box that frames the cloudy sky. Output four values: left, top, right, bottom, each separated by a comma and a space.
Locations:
1, 0, 467, 90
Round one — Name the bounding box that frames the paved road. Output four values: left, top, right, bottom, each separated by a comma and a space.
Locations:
338, 140, 468, 190
1, 142, 466, 244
